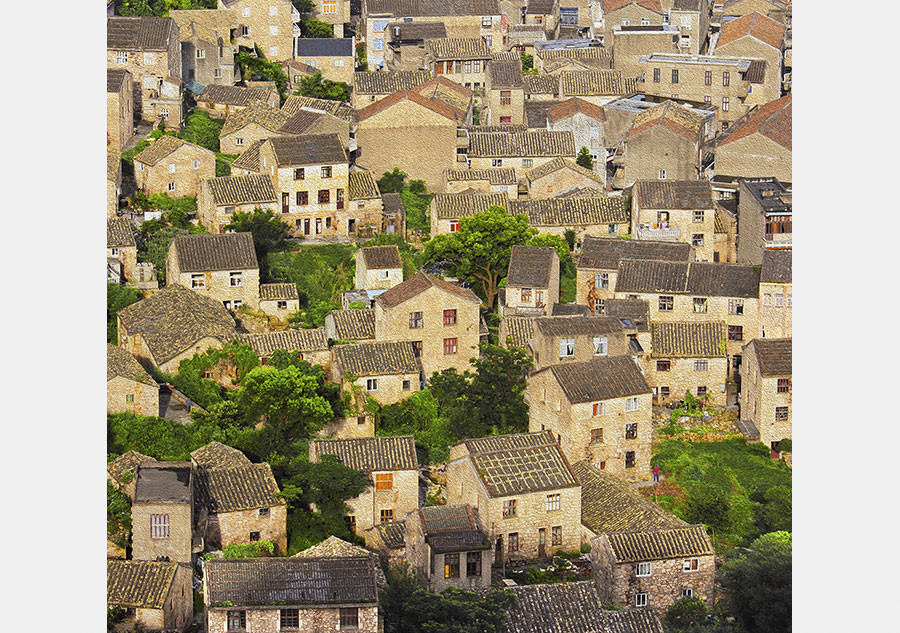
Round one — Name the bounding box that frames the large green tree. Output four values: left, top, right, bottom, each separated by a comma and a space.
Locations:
107, 283, 142, 343
576, 146, 593, 170
296, 71, 351, 102
720, 531, 792, 633
225, 208, 290, 280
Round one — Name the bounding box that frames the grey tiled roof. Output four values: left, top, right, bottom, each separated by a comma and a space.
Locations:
107, 68, 130, 92
524, 157, 606, 186
524, 74, 559, 95
195, 462, 285, 513
231, 139, 264, 172
133, 134, 195, 166
552, 303, 591, 316
134, 462, 192, 504
281, 95, 353, 122
369, 521, 406, 549
355, 70, 433, 94
107, 344, 157, 386
503, 316, 535, 349
547, 356, 650, 404
198, 84, 273, 106
190, 441, 251, 470
107, 16, 175, 50
365, 0, 500, 16
417, 504, 490, 552
633, 180, 714, 209
651, 322, 726, 358
387, 21, 447, 42
560, 70, 628, 96
205, 557, 378, 607
445, 168, 518, 185
760, 250, 791, 283
376, 273, 479, 308
108, 218, 136, 248
432, 192, 508, 220
268, 133, 347, 166
507, 245, 556, 288
313, 436, 419, 474
237, 329, 328, 357
578, 237, 692, 270
382, 193, 405, 214
108, 450, 157, 485
605, 299, 650, 332
328, 309, 376, 341
295, 37, 354, 57
259, 283, 300, 301
488, 60, 524, 88
334, 341, 419, 376
606, 524, 714, 563
468, 130, 575, 158
171, 232, 259, 272
614, 261, 760, 298
221, 100, 290, 136
426, 37, 492, 60
108, 560, 179, 609
750, 338, 791, 376
205, 174, 277, 206
360, 245, 402, 269
349, 171, 382, 200
507, 197, 629, 226
534, 315, 625, 337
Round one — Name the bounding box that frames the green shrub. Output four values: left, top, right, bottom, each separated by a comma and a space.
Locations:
665, 597, 709, 629
222, 540, 275, 558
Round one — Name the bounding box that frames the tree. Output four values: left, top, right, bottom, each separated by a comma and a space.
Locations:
138, 225, 189, 284
378, 168, 408, 193
665, 597, 708, 629
378, 390, 455, 464
576, 146, 593, 170
521, 53, 534, 72
296, 71, 351, 102
225, 208, 290, 280
721, 532, 791, 633
423, 207, 537, 309
683, 482, 733, 534
301, 17, 335, 38
107, 283, 142, 343
178, 110, 224, 152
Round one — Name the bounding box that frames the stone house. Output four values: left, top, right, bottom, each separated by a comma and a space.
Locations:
600, 0, 664, 46
258, 283, 301, 320
295, 38, 355, 84
281, 94, 355, 124
117, 284, 238, 374
602, 93, 717, 149
524, 157, 607, 197
384, 21, 448, 70
443, 168, 519, 198
502, 245, 560, 317
714, 12, 785, 106
405, 504, 492, 592
356, 245, 403, 291
203, 557, 380, 633
644, 321, 728, 406
197, 173, 279, 234
721, 0, 789, 22
713, 199, 738, 263
108, 559, 193, 632
592, 524, 715, 613
344, 170, 386, 238
631, 180, 717, 261
310, 436, 420, 543
465, 129, 577, 181
325, 308, 377, 342
355, 78, 474, 192
170, 9, 238, 87
429, 192, 508, 236
616, 100, 706, 187
758, 249, 791, 339
331, 341, 421, 405
109, 151, 122, 217
218, 0, 298, 62
374, 272, 482, 378
527, 314, 637, 370
108, 451, 157, 500
557, 70, 635, 106
195, 84, 280, 117
575, 236, 692, 312
739, 337, 791, 449
280, 107, 353, 153
132, 461, 196, 563
133, 135, 216, 198
365, 521, 407, 566
108, 218, 137, 283
535, 46, 613, 74
107, 16, 182, 128
292, 536, 386, 584
310, 0, 350, 36
352, 70, 433, 107
669, 0, 710, 53
613, 259, 760, 373
485, 59, 525, 125
108, 69, 134, 152
506, 581, 666, 633
735, 176, 791, 265
381, 192, 407, 236
528, 356, 652, 479
167, 232, 260, 310
256, 133, 350, 238
445, 431, 582, 561
715, 95, 792, 185
192, 447, 288, 554
544, 98, 607, 173
108, 344, 160, 417
219, 101, 290, 156
511, 196, 631, 243
524, 73, 561, 102
611, 25, 680, 80
237, 328, 331, 366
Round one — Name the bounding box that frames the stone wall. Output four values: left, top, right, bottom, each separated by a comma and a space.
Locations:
603, 5, 663, 46
109, 244, 138, 282
356, 261, 403, 292
758, 282, 791, 338
714, 37, 782, 106
716, 133, 791, 186
135, 143, 216, 198
108, 71, 134, 152
207, 504, 288, 554
529, 328, 633, 371
527, 166, 606, 199
107, 375, 160, 417
631, 203, 717, 262
197, 179, 277, 233
167, 240, 261, 310
485, 86, 525, 126
207, 604, 379, 633
132, 501, 193, 563
469, 154, 568, 185
622, 125, 700, 186
641, 356, 729, 408
612, 30, 679, 80
740, 348, 791, 448
344, 372, 420, 406
220, 121, 283, 156
548, 113, 606, 175
343, 469, 419, 545
222, 0, 295, 62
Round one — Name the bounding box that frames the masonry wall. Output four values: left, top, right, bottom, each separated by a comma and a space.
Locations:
168, 246, 261, 310
641, 356, 728, 408
197, 182, 277, 233
603, 6, 663, 46
622, 125, 700, 186
181, 33, 236, 86
758, 282, 791, 338
504, 257, 559, 315
220, 0, 295, 62
714, 37, 782, 106
312, 0, 350, 35
528, 166, 606, 198
220, 121, 283, 156
356, 262, 403, 291
469, 154, 570, 184
295, 54, 354, 84
715, 133, 792, 184
631, 203, 717, 262
107, 375, 159, 417
318, 413, 376, 438
109, 244, 139, 282
612, 31, 679, 80
158, 335, 230, 374
340, 469, 419, 544
206, 504, 288, 554
135, 144, 216, 198
108, 72, 134, 152
485, 86, 525, 126
132, 501, 193, 563
109, 170, 121, 217
529, 329, 633, 371
427, 547, 493, 593
740, 351, 791, 448
344, 371, 420, 406
259, 297, 300, 320
207, 604, 379, 633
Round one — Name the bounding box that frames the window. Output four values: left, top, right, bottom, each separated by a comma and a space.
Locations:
235, 138, 244, 146
294, 168, 305, 180
704, 95, 712, 103
694, 359, 708, 371
227, 610, 246, 631
402, 379, 411, 391
775, 406, 789, 421
522, 158, 533, 168
482, 16, 493, 27
281, 609, 300, 630
722, 71, 730, 86
492, 158, 503, 167
241, 25, 250, 37
116, 51, 128, 64
625, 397, 638, 412
653, 68, 660, 83
728, 299, 744, 315
732, 355, 741, 370
229, 272, 243, 287
764, 293, 772, 306
777, 378, 790, 393
321, 166, 332, 178
168, 181, 176, 192
138, 162, 144, 171
659, 295, 674, 311
693, 210, 705, 223
277, 300, 288, 310
443, 309, 457, 326
660, 386, 670, 398
380, 508, 393, 523
357, 416, 367, 426
168, 163, 176, 173
704, 70, 712, 86
693, 297, 708, 313
775, 293, 784, 307
521, 287, 532, 302
560, 338, 574, 358
728, 325, 743, 341
692, 233, 704, 247
636, 562, 652, 577
591, 428, 603, 443
406, 311, 424, 329
345, 515, 356, 532
594, 273, 609, 289
657, 360, 671, 372
482, 37, 491, 48
467, 551, 482, 576
375, 473, 393, 490
621, 18, 630, 26
548, 525, 562, 545
635, 593, 648, 608
259, 508, 270, 518
593, 336, 608, 356
443, 338, 458, 354
449, 220, 459, 233
682, 588, 694, 598
508, 532, 519, 552
560, 8, 578, 25
373, 19, 389, 32
366, 378, 378, 391
111, 247, 120, 257
318, 189, 330, 204
546, 493, 560, 511
125, 394, 134, 403
151, 514, 169, 538
625, 423, 638, 439
340, 608, 359, 629
641, 17, 649, 25
671, 69, 679, 84
373, 38, 384, 51
196, 48, 205, 59
242, 7, 250, 17
444, 553, 460, 578
683, 558, 700, 572
233, 300, 243, 309
249, 531, 260, 542
658, 169, 666, 180
594, 298, 606, 314
500, 90, 511, 105
269, 46, 278, 57
696, 386, 707, 397
592, 402, 603, 417
503, 499, 517, 518
722, 97, 730, 112
191, 274, 205, 289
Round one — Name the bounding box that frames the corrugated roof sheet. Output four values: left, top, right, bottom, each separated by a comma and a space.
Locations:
432, 192, 508, 219
426, 37, 492, 60
560, 70, 627, 96
446, 168, 518, 185
354, 70, 433, 94
508, 197, 629, 226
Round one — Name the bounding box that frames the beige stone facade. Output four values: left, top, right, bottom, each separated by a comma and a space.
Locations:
294, 47, 355, 85
219, 0, 297, 62
525, 160, 607, 198
206, 504, 288, 553
527, 317, 636, 371
312, 0, 350, 36
739, 338, 791, 448
485, 76, 525, 126
109, 561, 193, 633
714, 14, 784, 106
131, 464, 194, 564
108, 69, 134, 152
715, 102, 792, 184
197, 174, 279, 234
170, 9, 239, 86
348, 469, 419, 545
631, 180, 718, 262
642, 351, 729, 407
207, 604, 378, 633
220, 120, 284, 157
620, 117, 702, 185
134, 137, 216, 198
611, 27, 680, 81
108, 375, 159, 417
356, 249, 403, 290
503, 256, 560, 317
339, 367, 421, 406
602, 3, 664, 46
166, 238, 261, 310
759, 281, 791, 338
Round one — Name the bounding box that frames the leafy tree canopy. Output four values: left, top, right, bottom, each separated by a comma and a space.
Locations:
720, 532, 791, 633
178, 110, 224, 152
378, 168, 407, 193
225, 207, 290, 280
300, 18, 335, 38
295, 71, 351, 102
665, 597, 709, 629
107, 283, 142, 343
576, 146, 594, 170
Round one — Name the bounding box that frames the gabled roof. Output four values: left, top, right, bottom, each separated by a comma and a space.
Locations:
171, 232, 258, 272
651, 321, 727, 358
134, 462, 192, 504
368, 521, 407, 549
560, 70, 630, 97
195, 462, 285, 513
231, 139, 264, 172
170, 8, 237, 40
552, 303, 591, 316
387, 20, 447, 41
601, 0, 662, 14
354, 70, 433, 94
445, 168, 518, 185
259, 283, 299, 301
507, 245, 557, 288
605, 299, 650, 332
538, 46, 612, 63
760, 249, 791, 283
134, 135, 210, 166
108, 560, 180, 609
534, 315, 626, 337
221, 100, 290, 136
107, 68, 130, 92
717, 11, 785, 50
750, 337, 791, 376
488, 60, 524, 88
508, 197, 629, 226
503, 316, 535, 350
205, 174, 278, 206
295, 37, 354, 57
526, 0, 555, 13
606, 524, 714, 562
634, 180, 714, 210
313, 436, 419, 474
411, 76, 474, 116
717, 95, 791, 151
417, 504, 490, 552
108, 218, 136, 248
614, 260, 760, 298
107, 16, 175, 50
327, 309, 376, 341
628, 100, 705, 141
360, 245, 402, 269
278, 109, 333, 135
108, 344, 157, 386
382, 193, 405, 214
366, 0, 501, 18
198, 84, 274, 107
459, 431, 579, 498
426, 37, 492, 60
349, 170, 382, 200
573, 462, 684, 534
524, 74, 559, 95
281, 95, 354, 122
190, 441, 251, 470
524, 157, 606, 186
468, 130, 576, 158
547, 97, 606, 123
205, 557, 378, 607
294, 536, 376, 560
237, 329, 329, 358
268, 133, 347, 166
546, 356, 650, 404
356, 85, 463, 122
579, 237, 692, 269
432, 192, 508, 219
108, 450, 157, 485
333, 341, 419, 377
376, 273, 480, 308
117, 285, 237, 365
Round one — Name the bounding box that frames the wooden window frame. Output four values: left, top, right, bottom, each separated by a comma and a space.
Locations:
375, 473, 394, 490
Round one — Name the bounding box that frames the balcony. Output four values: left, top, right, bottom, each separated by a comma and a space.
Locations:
636, 224, 681, 241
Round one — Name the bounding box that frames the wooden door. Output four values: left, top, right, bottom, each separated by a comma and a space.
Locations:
538, 528, 546, 558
